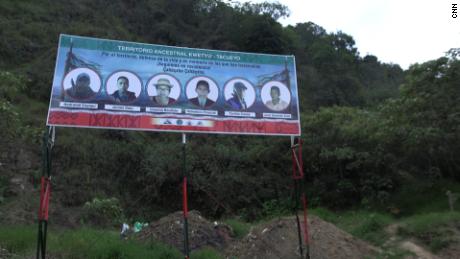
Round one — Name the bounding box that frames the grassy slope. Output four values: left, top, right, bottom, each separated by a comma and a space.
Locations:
1, 202, 459, 259
310, 179, 460, 257
0, 226, 224, 259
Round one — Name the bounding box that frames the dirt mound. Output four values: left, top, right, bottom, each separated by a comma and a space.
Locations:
439, 243, 460, 259
226, 215, 379, 259
136, 210, 232, 251
136, 211, 378, 258
134, 211, 460, 259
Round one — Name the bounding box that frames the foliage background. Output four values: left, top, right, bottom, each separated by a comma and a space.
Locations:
0, 0, 458, 222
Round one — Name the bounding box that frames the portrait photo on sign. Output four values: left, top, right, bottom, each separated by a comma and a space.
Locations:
185, 76, 219, 108
261, 81, 291, 111
105, 71, 142, 103
223, 78, 256, 110
147, 74, 181, 106
62, 67, 101, 100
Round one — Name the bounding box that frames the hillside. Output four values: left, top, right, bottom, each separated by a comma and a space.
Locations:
1, 1, 460, 258
0, 0, 409, 217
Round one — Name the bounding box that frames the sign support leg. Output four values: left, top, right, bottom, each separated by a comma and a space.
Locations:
36, 126, 55, 259
291, 136, 310, 259
182, 133, 190, 259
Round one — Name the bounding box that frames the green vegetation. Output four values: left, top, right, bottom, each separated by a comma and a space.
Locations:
0, 226, 227, 258
388, 179, 460, 216
311, 208, 392, 245
223, 218, 251, 239
48, 228, 181, 259
399, 212, 460, 252
82, 197, 125, 227
310, 208, 460, 256
373, 249, 415, 259
260, 198, 293, 219
191, 247, 224, 259
0, 0, 459, 256
0, 0, 413, 219
308, 180, 460, 255
0, 71, 25, 140
401, 212, 460, 234
0, 225, 36, 255
339, 211, 392, 245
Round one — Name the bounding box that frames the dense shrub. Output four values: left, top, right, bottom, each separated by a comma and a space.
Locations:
82, 197, 125, 227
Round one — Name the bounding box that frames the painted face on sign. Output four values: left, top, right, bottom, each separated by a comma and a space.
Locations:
270, 87, 280, 101
156, 85, 171, 97
76, 74, 90, 89
117, 77, 129, 92
233, 82, 247, 99
196, 83, 210, 98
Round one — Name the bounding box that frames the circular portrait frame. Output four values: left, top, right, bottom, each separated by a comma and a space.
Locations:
260, 81, 291, 112
146, 73, 182, 105
185, 76, 219, 108
223, 78, 256, 109
62, 67, 102, 101
105, 70, 143, 104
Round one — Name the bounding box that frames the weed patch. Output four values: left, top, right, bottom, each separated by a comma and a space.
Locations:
223, 219, 251, 239
0, 225, 36, 254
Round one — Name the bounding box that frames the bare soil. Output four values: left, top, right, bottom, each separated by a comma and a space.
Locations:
136, 212, 460, 259
136, 210, 232, 251
226, 215, 379, 259
136, 211, 379, 258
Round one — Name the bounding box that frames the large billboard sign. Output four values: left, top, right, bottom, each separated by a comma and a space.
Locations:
46, 34, 301, 136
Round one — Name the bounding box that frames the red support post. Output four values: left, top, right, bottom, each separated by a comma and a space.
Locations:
181, 133, 190, 259
291, 136, 310, 258
40, 178, 51, 221
291, 138, 304, 179
183, 177, 189, 218
37, 126, 55, 259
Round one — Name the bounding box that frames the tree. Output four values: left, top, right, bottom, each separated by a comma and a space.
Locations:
378, 56, 460, 179
236, 1, 290, 21
0, 71, 24, 140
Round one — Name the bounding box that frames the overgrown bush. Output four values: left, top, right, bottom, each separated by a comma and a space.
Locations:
82, 197, 125, 227
0, 71, 24, 141
260, 198, 292, 218
223, 218, 251, 239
